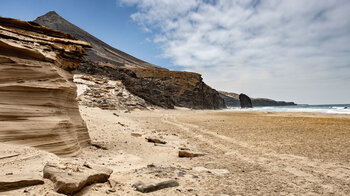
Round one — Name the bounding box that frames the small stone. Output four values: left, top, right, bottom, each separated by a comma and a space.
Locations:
147, 164, 156, 168
91, 143, 108, 150
178, 150, 207, 158
177, 171, 185, 177
131, 133, 142, 137
108, 188, 116, 193
146, 137, 167, 144
117, 122, 125, 127
132, 180, 179, 193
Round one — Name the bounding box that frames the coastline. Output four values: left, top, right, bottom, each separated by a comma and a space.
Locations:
226, 104, 350, 115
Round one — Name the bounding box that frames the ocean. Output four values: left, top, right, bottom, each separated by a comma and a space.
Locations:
227, 104, 350, 114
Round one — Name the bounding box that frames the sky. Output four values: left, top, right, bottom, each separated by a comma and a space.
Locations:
1, 0, 350, 104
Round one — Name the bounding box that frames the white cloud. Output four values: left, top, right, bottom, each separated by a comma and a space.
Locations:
118, 0, 350, 104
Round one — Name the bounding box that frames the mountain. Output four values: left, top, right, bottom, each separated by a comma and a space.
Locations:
219, 91, 296, 107
34, 11, 161, 69
34, 11, 225, 109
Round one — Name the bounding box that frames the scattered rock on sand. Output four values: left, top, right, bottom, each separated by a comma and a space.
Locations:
43, 162, 113, 195
131, 133, 142, 137
91, 143, 108, 150
178, 150, 207, 158
193, 167, 230, 176
0, 174, 44, 192
146, 137, 167, 144
132, 179, 179, 193
154, 143, 175, 148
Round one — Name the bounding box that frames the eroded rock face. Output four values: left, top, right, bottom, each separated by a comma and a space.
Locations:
0, 17, 91, 156
78, 60, 225, 109
74, 74, 149, 110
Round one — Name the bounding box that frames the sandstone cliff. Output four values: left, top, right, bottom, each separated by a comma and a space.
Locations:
219, 91, 296, 107
34, 11, 225, 110
0, 17, 91, 156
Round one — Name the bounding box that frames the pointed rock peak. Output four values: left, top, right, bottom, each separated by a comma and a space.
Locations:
36, 11, 64, 21
45, 11, 59, 16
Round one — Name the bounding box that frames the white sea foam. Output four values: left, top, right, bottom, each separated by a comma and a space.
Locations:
227, 105, 350, 114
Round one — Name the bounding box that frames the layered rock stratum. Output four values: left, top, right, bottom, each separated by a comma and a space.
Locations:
35, 11, 225, 109
0, 17, 91, 156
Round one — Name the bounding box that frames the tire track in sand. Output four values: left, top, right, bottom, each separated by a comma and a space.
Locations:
162, 114, 350, 195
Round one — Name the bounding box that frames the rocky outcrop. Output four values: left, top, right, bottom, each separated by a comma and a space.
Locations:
219, 92, 240, 107
34, 11, 225, 110
74, 74, 149, 110
78, 60, 225, 109
0, 174, 44, 192
239, 94, 253, 108
250, 98, 296, 106
0, 17, 91, 156
219, 91, 296, 107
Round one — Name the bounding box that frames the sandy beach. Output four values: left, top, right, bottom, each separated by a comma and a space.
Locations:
2, 4, 350, 195
1, 106, 350, 195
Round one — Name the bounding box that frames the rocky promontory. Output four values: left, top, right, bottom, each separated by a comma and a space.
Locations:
78, 60, 225, 109
0, 17, 91, 156
34, 11, 225, 110
219, 91, 296, 107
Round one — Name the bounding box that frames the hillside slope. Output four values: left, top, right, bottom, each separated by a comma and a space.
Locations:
34, 11, 161, 69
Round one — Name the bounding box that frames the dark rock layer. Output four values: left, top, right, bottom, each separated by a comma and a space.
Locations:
79, 60, 225, 109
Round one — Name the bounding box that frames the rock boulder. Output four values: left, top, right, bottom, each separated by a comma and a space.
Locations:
239, 93, 253, 108
43, 162, 113, 195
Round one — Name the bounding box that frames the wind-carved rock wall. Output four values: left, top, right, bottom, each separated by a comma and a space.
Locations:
0, 17, 91, 156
